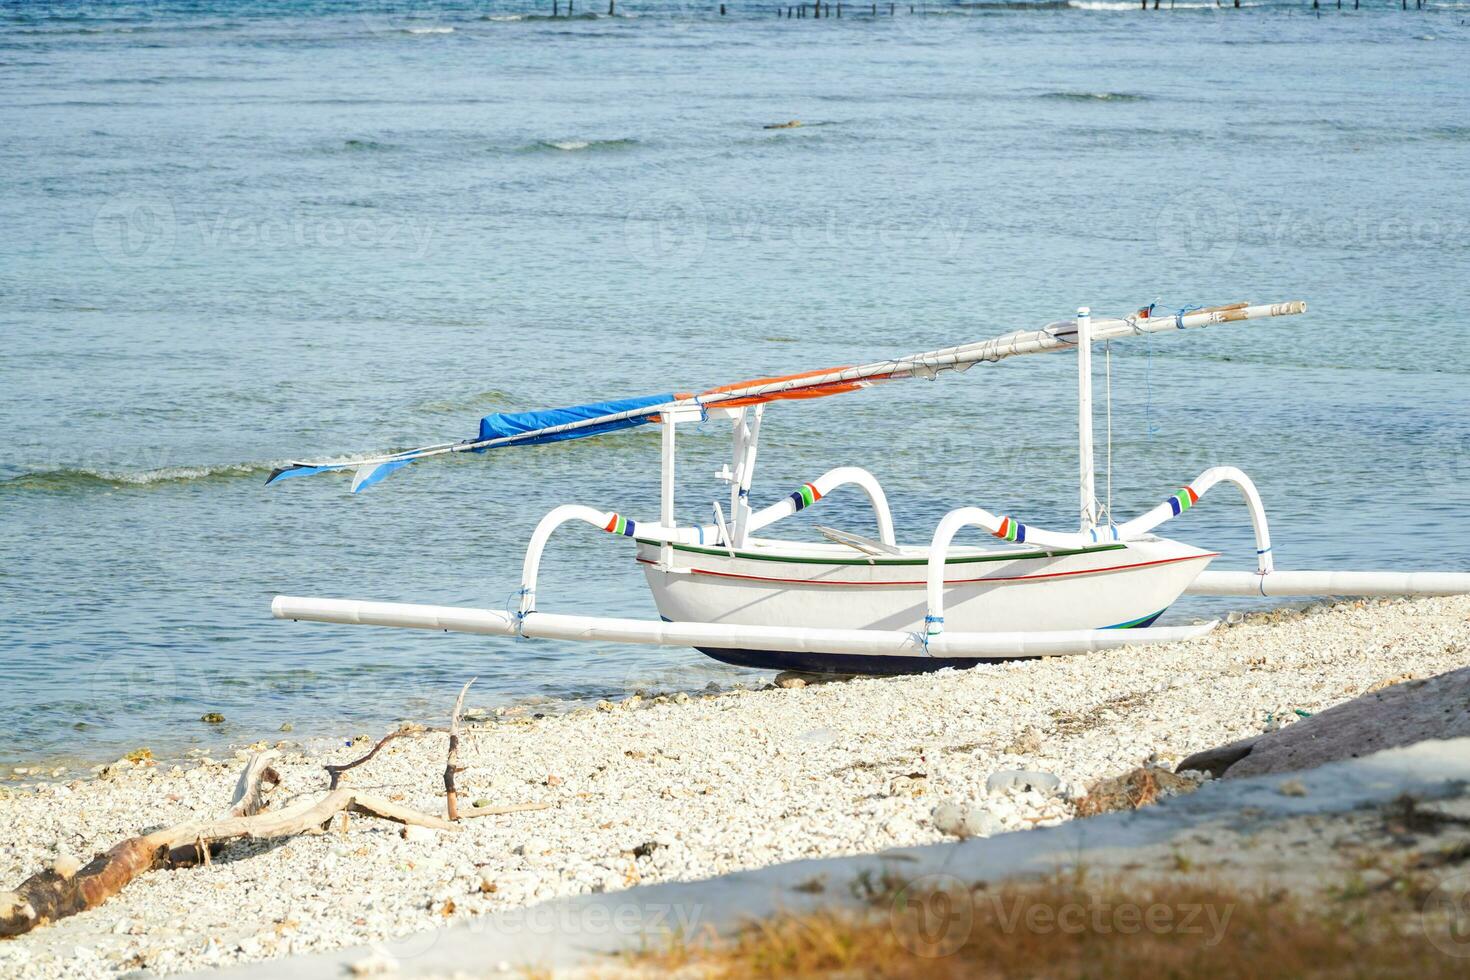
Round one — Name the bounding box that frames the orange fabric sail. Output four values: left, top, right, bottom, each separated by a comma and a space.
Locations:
699, 367, 894, 409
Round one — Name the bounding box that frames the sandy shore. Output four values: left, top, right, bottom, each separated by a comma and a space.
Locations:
2, 596, 1468, 977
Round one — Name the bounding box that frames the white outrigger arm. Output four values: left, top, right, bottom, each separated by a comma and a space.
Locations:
269, 299, 1470, 661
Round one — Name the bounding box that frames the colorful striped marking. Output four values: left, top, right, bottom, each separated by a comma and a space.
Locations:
603, 514, 637, 537
1103, 609, 1166, 630
1167, 486, 1200, 516
788, 482, 823, 511
993, 516, 1026, 543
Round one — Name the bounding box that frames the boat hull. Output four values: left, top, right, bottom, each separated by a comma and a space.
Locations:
636, 536, 1214, 674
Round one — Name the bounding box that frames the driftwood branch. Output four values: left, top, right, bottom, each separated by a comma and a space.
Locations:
3, 677, 552, 940
0, 754, 452, 939
445, 677, 476, 822
229, 749, 281, 817
459, 801, 555, 819
324, 732, 408, 789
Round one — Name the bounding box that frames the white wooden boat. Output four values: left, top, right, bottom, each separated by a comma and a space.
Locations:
267, 300, 1470, 674
636, 537, 1214, 673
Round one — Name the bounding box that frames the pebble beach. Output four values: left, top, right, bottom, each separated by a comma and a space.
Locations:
2, 595, 1468, 977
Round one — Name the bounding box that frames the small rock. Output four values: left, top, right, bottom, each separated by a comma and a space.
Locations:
98, 759, 134, 780
473, 798, 492, 808
278, 722, 293, 732
477, 869, 497, 894
671, 692, 691, 704
596, 700, 615, 712
199, 712, 225, 724
496, 871, 540, 894
888, 773, 927, 797
52, 855, 81, 880
774, 672, 807, 689
348, 946, 399, 976
967, 809, 1003, 837
401, 825, 436, 844
1003, 730, 1042, 756
1176, 735, 1260, 779
1277, 778, 1308, 797
987, 770, 1062, 797
931, 800, 1001, 839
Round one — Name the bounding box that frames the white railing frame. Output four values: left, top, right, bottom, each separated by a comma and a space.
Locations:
744, 466, 897, 546
923, 466, 1274, 637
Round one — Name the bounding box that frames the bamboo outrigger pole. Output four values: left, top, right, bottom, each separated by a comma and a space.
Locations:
265, 302, 1310, 492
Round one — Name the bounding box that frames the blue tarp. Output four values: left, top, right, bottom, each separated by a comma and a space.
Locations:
476, 393, 673, 448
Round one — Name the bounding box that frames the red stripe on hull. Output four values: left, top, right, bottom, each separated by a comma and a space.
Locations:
635, 552, 1217, 587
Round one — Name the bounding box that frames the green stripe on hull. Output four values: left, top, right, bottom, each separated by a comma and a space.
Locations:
1103, 609, 1167, 630
633, 538, 1129, 567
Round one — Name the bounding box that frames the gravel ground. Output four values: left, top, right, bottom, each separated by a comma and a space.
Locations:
2, 596, 1467, 978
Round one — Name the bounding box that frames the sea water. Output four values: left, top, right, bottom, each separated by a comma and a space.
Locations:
3, 0, 1468, 769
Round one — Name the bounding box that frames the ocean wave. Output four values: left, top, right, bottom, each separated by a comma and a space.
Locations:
0, 462, 277, 493
1039, 90, 1150, 101
403, 26, 454, 35
335, 138, 401, 153
477, 11, 607, 23
413, 389, 515, 414
524, 137, 639, 153
1065, 0, 1249, 7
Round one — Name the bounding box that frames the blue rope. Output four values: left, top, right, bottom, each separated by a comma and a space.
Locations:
506, 587, 532, 637
921, 614, 943, 654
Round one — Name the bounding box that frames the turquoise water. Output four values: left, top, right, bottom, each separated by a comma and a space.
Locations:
3, 1, 1468, 769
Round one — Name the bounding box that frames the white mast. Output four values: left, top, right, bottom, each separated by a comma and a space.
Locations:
1076, 306, 1098, 533
730, 404, 763, 547
659, 411, 676, 568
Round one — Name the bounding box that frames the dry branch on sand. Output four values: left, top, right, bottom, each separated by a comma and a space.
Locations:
0, 679, 548, 939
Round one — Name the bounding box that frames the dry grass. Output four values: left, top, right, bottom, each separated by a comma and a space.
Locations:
1047, 689, 1156, 738
625, 869, 1467, 978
